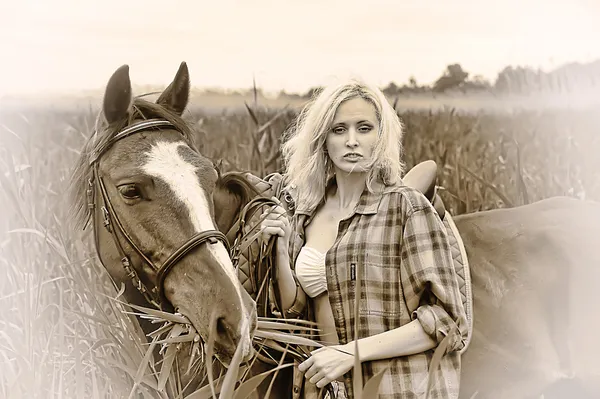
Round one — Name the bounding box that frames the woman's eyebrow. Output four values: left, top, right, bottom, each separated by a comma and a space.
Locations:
332, 120, 374, 125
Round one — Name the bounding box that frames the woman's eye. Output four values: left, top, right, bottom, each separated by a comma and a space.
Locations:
359, 125, 373, 132
332, 126, 345, 134
118, 184, 141, 200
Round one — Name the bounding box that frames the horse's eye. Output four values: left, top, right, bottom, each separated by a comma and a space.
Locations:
118, 184, 142, 200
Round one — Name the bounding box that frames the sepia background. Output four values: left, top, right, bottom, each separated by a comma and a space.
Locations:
1, 0, 599, 397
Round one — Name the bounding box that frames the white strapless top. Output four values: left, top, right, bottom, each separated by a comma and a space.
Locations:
295, 246, 327, 298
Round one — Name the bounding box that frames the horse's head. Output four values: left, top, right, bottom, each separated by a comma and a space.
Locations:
70, 62, 257, 366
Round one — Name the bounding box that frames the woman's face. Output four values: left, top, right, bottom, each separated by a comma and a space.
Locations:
325, 97, 380, 175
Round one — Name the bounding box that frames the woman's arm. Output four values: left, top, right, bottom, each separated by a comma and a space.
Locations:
261, 199, 307, 317
275, 243, 307, 316
341, 319, 436, 361
299, 319, 437, 388
399, 200, 469, 354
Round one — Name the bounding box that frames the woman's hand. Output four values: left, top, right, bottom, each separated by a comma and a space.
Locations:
298, 345, 355, 389
260, 197, 291, 252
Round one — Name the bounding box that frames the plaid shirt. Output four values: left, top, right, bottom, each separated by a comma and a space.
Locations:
286, 177, 469, 399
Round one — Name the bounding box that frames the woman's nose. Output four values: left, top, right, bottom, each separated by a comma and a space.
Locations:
346, 129, 358, 147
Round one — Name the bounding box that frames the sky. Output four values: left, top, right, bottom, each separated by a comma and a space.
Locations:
1, 0, 599, 96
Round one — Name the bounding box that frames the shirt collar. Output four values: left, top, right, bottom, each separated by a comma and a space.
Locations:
294, 175, 390, 223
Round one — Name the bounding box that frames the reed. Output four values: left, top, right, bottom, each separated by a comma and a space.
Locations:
1, 97, 598, 397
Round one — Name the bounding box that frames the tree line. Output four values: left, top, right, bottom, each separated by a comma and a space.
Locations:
287, 59, 600, 98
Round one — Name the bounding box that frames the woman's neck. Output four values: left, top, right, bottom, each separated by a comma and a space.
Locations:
328, 169, 367, 210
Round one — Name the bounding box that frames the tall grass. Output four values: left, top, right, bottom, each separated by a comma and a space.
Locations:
1, 99, 599, 398
0, 110, 160, 398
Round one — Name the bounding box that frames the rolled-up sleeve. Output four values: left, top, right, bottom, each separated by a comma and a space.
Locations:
400, 201, 469, 353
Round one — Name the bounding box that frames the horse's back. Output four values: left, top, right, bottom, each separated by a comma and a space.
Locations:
453, 197, 600, 398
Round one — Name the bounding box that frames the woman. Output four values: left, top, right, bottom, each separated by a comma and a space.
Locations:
261, 78, 469, 398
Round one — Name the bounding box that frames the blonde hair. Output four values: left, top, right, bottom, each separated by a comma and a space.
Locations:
281, 77, 406, 212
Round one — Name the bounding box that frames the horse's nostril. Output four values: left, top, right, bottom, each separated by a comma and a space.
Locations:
217, 317, 227, 334
216, 316, 229, 337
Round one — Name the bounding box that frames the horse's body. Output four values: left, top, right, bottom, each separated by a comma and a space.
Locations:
71, 62, 600, 399
454, 197, 600, 398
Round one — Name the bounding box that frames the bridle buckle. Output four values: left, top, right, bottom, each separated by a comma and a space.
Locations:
101, 207, 111, 232
86, 179, 95, 210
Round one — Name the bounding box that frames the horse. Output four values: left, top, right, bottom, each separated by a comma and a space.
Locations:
453, 195, 600, 399
69, 62, 296, 398
71, 61, 600, 399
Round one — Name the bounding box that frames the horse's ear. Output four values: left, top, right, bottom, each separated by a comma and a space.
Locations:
103, 64, 132, 124
156, 62, 190, 115
215, 159, 223, 178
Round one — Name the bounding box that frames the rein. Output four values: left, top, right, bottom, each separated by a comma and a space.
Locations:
221, 185, 290, 366
86, 118, 230, 311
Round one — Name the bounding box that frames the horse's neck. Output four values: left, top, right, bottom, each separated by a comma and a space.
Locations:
213, 175, 260, 235
213, 186, 244, 235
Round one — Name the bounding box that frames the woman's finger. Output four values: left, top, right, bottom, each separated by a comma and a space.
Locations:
261, 219, 286, 229
315, 375, 333, 389
298, 356, 314, 372
262, 214, 290, 231
269, 203, 287, 215
262, 207, 286, 220
261, 226, 285, 237
303, 363, 319, 380
271, 196, 283, 206
309, 369, 327, 385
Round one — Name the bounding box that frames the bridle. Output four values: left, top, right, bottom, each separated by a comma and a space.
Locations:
84, 117, 303, 369
85, 118, 230, 312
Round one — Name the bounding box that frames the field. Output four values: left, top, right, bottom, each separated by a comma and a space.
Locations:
1, 94, 599, 398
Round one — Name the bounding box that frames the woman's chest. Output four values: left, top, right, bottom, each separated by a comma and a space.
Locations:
303, 204, 402, 252
303, 210, 347, 253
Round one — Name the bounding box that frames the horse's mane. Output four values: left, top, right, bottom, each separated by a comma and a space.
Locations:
215, 171, 264, 210
68, 97, 196, 232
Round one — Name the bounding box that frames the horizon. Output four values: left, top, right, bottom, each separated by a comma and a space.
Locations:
4, 56, 597, 100
1, 0, 599, 96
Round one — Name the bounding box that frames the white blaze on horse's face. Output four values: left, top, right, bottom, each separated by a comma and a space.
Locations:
141, 140, 252, 357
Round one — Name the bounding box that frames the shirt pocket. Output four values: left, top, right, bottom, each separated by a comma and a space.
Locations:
357, 254, 405, 320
